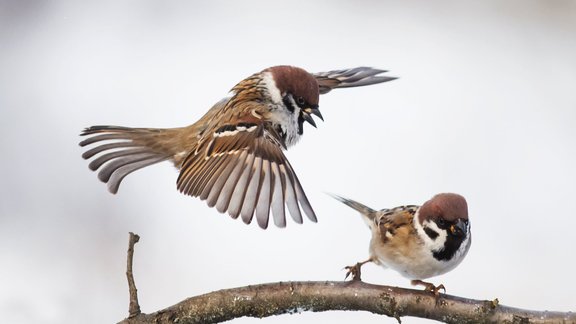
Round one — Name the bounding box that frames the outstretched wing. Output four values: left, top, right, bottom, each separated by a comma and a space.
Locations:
313, 67, 397, 95
177, 112, 316, 229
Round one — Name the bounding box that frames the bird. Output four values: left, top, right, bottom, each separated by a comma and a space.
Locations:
330, 193, 471, 295
79, 65, 396, 229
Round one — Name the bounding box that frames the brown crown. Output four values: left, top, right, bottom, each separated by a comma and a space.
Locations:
418, 193, 468, 223
265, 66, 319, 107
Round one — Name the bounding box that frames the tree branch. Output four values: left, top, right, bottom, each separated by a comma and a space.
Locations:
118, 234, 575, 324
126, 232, 141, 318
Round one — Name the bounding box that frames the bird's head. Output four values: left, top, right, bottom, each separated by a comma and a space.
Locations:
263, 66, 323, 131
416, 193, 470, 261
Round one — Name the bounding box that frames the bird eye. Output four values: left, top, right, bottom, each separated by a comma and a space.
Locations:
436, 219, 446, 228
296, 96, 305, 106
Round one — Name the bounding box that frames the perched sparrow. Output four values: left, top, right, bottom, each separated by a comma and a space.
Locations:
331, 193, 471, 294
80, 66, 395, 229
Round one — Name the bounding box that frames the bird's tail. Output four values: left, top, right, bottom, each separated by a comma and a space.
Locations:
328, 193, 378, 224
79, 125, 186, 194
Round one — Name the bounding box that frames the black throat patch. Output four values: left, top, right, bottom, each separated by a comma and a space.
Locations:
432, 233, 466, 261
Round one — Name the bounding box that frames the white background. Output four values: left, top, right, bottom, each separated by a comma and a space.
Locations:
1, 1, 575, 323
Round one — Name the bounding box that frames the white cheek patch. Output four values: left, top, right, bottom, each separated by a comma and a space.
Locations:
261, 71, 282, 105
413, 212, 447, 253
260, 72, 302, 148
265, 95, 301, 148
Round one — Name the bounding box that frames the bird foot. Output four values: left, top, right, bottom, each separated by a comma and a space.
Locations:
344, 259, 373, 281
344, 262, 364, 281
411, 279, 446, 296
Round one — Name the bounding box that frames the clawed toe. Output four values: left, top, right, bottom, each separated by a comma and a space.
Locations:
343, 259, 373, 281
411, 280, 446, 296
427, 283, 446, 296
344, 263, 363, 281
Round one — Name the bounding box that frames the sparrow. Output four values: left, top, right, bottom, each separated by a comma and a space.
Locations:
80, 66, 396, 229
331, 193, 471, 295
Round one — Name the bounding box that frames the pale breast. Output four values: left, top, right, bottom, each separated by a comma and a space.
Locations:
265, 104, 302, 148
369, 206, 470, 280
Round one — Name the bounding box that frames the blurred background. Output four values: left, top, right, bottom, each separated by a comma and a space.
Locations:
1, 1, 575, 323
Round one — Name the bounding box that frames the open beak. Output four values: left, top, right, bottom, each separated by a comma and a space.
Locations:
301, 106, 323, 128
450, 219, 468, 237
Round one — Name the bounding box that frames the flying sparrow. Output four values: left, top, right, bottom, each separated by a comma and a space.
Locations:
331, 193, 471, 295
80, 66, 395, 229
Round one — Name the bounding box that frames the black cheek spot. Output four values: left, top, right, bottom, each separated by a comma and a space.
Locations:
282, 95, 296, 113
424, 228, 439, 240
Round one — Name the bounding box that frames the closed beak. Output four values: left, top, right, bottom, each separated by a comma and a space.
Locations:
450, 219, 468, 237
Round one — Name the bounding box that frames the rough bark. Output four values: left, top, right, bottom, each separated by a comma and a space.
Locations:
120, 233, 575, 324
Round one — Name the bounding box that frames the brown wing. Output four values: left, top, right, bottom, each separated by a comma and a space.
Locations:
176, 114, 316, 229
375, 206, 419, 243
313, 67, 397, 95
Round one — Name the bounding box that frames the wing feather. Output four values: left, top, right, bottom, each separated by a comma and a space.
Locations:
270, 162, 286, 228
280, 163, 303, 224
240, 156, 263, 224
284, 157, 317, 222
227, 152, 256, 218
255, 159, 272, 229
313, 67, 397, 94
187, 155, 221, 196
201, 154, 237, 203
176, 109, 316, 228
214, 150, 249, 213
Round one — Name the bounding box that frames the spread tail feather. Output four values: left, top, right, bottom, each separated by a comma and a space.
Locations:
328, 192, 377, 225
79, 126, 177, 193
